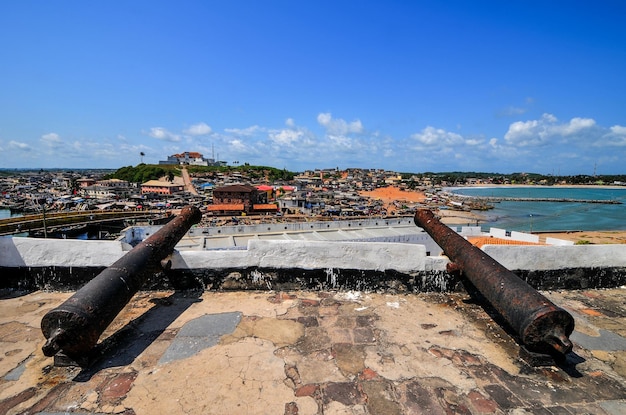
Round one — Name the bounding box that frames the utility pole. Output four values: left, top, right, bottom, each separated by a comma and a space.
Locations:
41, 203, 48, 238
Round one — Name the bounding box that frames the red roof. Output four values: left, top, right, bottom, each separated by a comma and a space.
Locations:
206, 204, 245, 211
467, 236, 545, 248
256, 185, 273, 191
253, 204, 279, 211
213, 184, 257, 193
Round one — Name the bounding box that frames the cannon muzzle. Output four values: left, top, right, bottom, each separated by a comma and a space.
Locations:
414, 209, 574, 356
41, 205, 202, 362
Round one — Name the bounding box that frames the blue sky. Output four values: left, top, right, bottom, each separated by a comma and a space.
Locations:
1, 1, 625, 174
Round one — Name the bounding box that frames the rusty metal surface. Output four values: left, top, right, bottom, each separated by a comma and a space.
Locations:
414, 209, 574, 355
40, 205, 202, 360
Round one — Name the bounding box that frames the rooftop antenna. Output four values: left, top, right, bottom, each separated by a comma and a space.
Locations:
212, 143, 215, 161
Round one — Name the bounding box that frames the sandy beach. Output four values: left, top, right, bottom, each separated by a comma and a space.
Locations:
536, 230, 626, 245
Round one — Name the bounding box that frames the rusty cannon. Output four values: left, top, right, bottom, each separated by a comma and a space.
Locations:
41, 205, 202, 363
414, 209, 574, 356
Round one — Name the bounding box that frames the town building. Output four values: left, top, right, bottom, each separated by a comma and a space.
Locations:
207, 184, 277, 215
158, 151, 226, 167
81, 179, 135, 200
77, 178, 96, 188
141, 180, 185, 195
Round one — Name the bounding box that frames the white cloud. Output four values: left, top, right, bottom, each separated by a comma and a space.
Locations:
184, 122, 212, 136
465, 138, 484, 146
41, 132, 61, 143
317, 113, 364, 135
500, 106, 527, 116
543, 113, 557, 123
504, 118, 544, 146
504, 113, 595, 147
554, 117, 596, 136
610, 125, 626, 135
224, 125, 262, 137
285, 118, 295, 127
269, 129, 302, 146
148, 127, 181, 142
8, 140, 30, 150
328, 134, 357, 149
229, 139, 249, 152
410, 126, 464, 147
601, 124, 626, 146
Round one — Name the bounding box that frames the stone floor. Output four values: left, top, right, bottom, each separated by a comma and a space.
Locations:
1, 287, 625, 414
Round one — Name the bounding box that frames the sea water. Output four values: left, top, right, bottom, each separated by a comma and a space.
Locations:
0, 209, 100, 239
449, 186, 626, 232
0, 209, 18, 220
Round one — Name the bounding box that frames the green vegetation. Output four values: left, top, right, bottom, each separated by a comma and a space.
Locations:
187, 164, 295, 181
575, 240, 592, 245
401, 171, 626, 186
104, 164, 180, 183
104, 164, 296, 183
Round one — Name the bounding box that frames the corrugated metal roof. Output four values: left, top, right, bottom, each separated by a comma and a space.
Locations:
253, 204, 279, 210
206, 204, 245, 211
467, 236, 544, 248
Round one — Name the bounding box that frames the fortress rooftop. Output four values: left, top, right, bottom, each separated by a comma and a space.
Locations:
1, 287, 625, 414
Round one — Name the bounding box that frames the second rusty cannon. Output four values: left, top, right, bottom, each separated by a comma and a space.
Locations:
41, 205, 202, 364
414, 208, 574, 356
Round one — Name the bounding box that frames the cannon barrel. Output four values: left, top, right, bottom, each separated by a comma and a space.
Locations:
414, 209, 574, 355
41, 205, 202, 360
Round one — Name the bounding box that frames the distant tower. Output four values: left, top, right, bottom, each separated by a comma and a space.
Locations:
212, 143, 215, 161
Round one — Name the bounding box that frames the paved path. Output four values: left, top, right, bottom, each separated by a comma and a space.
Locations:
181, 166, 198, 195
1, 288, 625, 414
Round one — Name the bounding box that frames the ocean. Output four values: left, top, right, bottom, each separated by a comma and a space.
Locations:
0, 209, 18, 220
449, 186, 626, 232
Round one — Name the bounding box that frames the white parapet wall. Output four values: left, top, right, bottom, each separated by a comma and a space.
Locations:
545, 237, 575, 246
0, 237, 128, 268
482, 244, 626, 270
172, 240, 429, 273
248, 240, 426, 272
3, 236, 626, 277
510, 231, 540, 244
1, 236, 430, 274
460, 226, 483, 236
489, 228, 508, 239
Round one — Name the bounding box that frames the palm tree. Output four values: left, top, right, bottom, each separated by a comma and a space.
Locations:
140, 152, 145, 164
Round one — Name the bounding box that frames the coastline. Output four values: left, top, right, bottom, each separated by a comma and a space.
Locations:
446, 183, 626, 190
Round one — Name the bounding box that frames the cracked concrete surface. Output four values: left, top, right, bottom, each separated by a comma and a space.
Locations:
1, 288, 626, 414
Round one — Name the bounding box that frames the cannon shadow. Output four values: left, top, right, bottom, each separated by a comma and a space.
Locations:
74, 290, 202, 382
